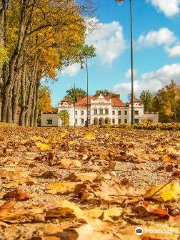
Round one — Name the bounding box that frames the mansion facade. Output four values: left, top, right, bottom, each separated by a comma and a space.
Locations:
41, 94, 159, 127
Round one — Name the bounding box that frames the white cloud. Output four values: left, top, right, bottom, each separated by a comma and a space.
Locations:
136, 28, 177, 49
86, 20, 126, 65
147, 0, 180, 17
60, 19, 126, 77
61, 63, 80, 77
165, 44, 180, 57
113, 64, 180, 95
125, 69, 137, 78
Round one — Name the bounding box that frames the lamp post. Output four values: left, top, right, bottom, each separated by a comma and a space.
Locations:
116, 0, 134, 125
79, 44, 96, 127
80, 58, 89, 127
85, 58, 89, 128
73, 83, 76, 127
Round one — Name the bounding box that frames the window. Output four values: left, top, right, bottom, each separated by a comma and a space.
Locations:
81, 111, 84, 115
81, 119, 84, 124
118, 111, 121, 115
135, 111, 139, 115
75, 119, 77, 124
75, 111, 77, 115
94, 118, 98, 125
100, 109, 103, 114
118, 119, 121, 124
125, 111, 127, 115
124, 119, 127, 123
105, 109, 109, 114
135, 119, 139, 124
112, 119, 115, 124
94, 109, 97, 114
112, 111, 115, 115
47, 119, 52, 125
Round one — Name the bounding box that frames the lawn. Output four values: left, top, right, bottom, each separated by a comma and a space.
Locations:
0, 127, 180, 239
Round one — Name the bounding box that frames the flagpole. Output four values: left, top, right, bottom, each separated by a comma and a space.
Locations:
130, 0, 134, 126
116, 0, 134, 125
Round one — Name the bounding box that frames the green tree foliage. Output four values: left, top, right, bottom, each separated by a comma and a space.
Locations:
94, 89, 114, 97
140, 90, 154, 112
127, 93, 136, 102
60, 110, 69, 127
65, 87, 86, 102
79, 44, 96, 62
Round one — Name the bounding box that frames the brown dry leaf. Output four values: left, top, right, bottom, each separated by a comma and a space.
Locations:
46, 200, 85, 222
40, 171, 59, 179
0, 206, 45, 223
135, 201, 169, 221
95, 178, 144, 202
46, 182, 80, 195
1, 170, 34, 185
58, 159, 82, 169
76, 219, 119, 240
84, 207, 123, 223
3, 189, 32, 201
65, 172, 98, 182
0, 201, 16, 218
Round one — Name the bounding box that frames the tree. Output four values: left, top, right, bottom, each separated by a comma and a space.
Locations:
94, 89, 114, 97
65, 87, 86, 102
79, 44, 96, 66
60, 110, 69, 127
140, 90, 154, 112
127, 93, 136, 102
152, 81, 180, 123
0, 0, 92, 126
38, 86, 52, 113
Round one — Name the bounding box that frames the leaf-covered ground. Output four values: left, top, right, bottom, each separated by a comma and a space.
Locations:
0, 127, 180, 240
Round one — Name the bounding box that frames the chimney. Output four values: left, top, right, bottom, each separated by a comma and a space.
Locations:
77, 94, 82, 102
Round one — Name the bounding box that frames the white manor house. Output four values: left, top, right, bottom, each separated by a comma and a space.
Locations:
41, 94, 159, 127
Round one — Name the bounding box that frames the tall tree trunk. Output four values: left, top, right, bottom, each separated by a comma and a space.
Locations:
2, 56, 17, 122
25, 74, 35, 127
12, 74, 20, 124
19, 63, 27, 126
30, 83, 36, 127
0, 0, 5, 79
25, 54, 39, 127
34, 81, 40, 127
1, 0, 33, 123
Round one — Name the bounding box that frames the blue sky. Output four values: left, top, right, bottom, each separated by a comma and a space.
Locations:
43, 0, 180, 107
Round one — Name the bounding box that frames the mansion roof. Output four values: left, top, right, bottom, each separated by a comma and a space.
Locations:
75, 95, 126, 107
59, 94, 142, 108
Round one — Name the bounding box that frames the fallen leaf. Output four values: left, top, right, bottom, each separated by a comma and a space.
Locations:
144, 180, 180, 202
46, 182, 79, 195
35, 142, 51, 151
3, 189, 32, 201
